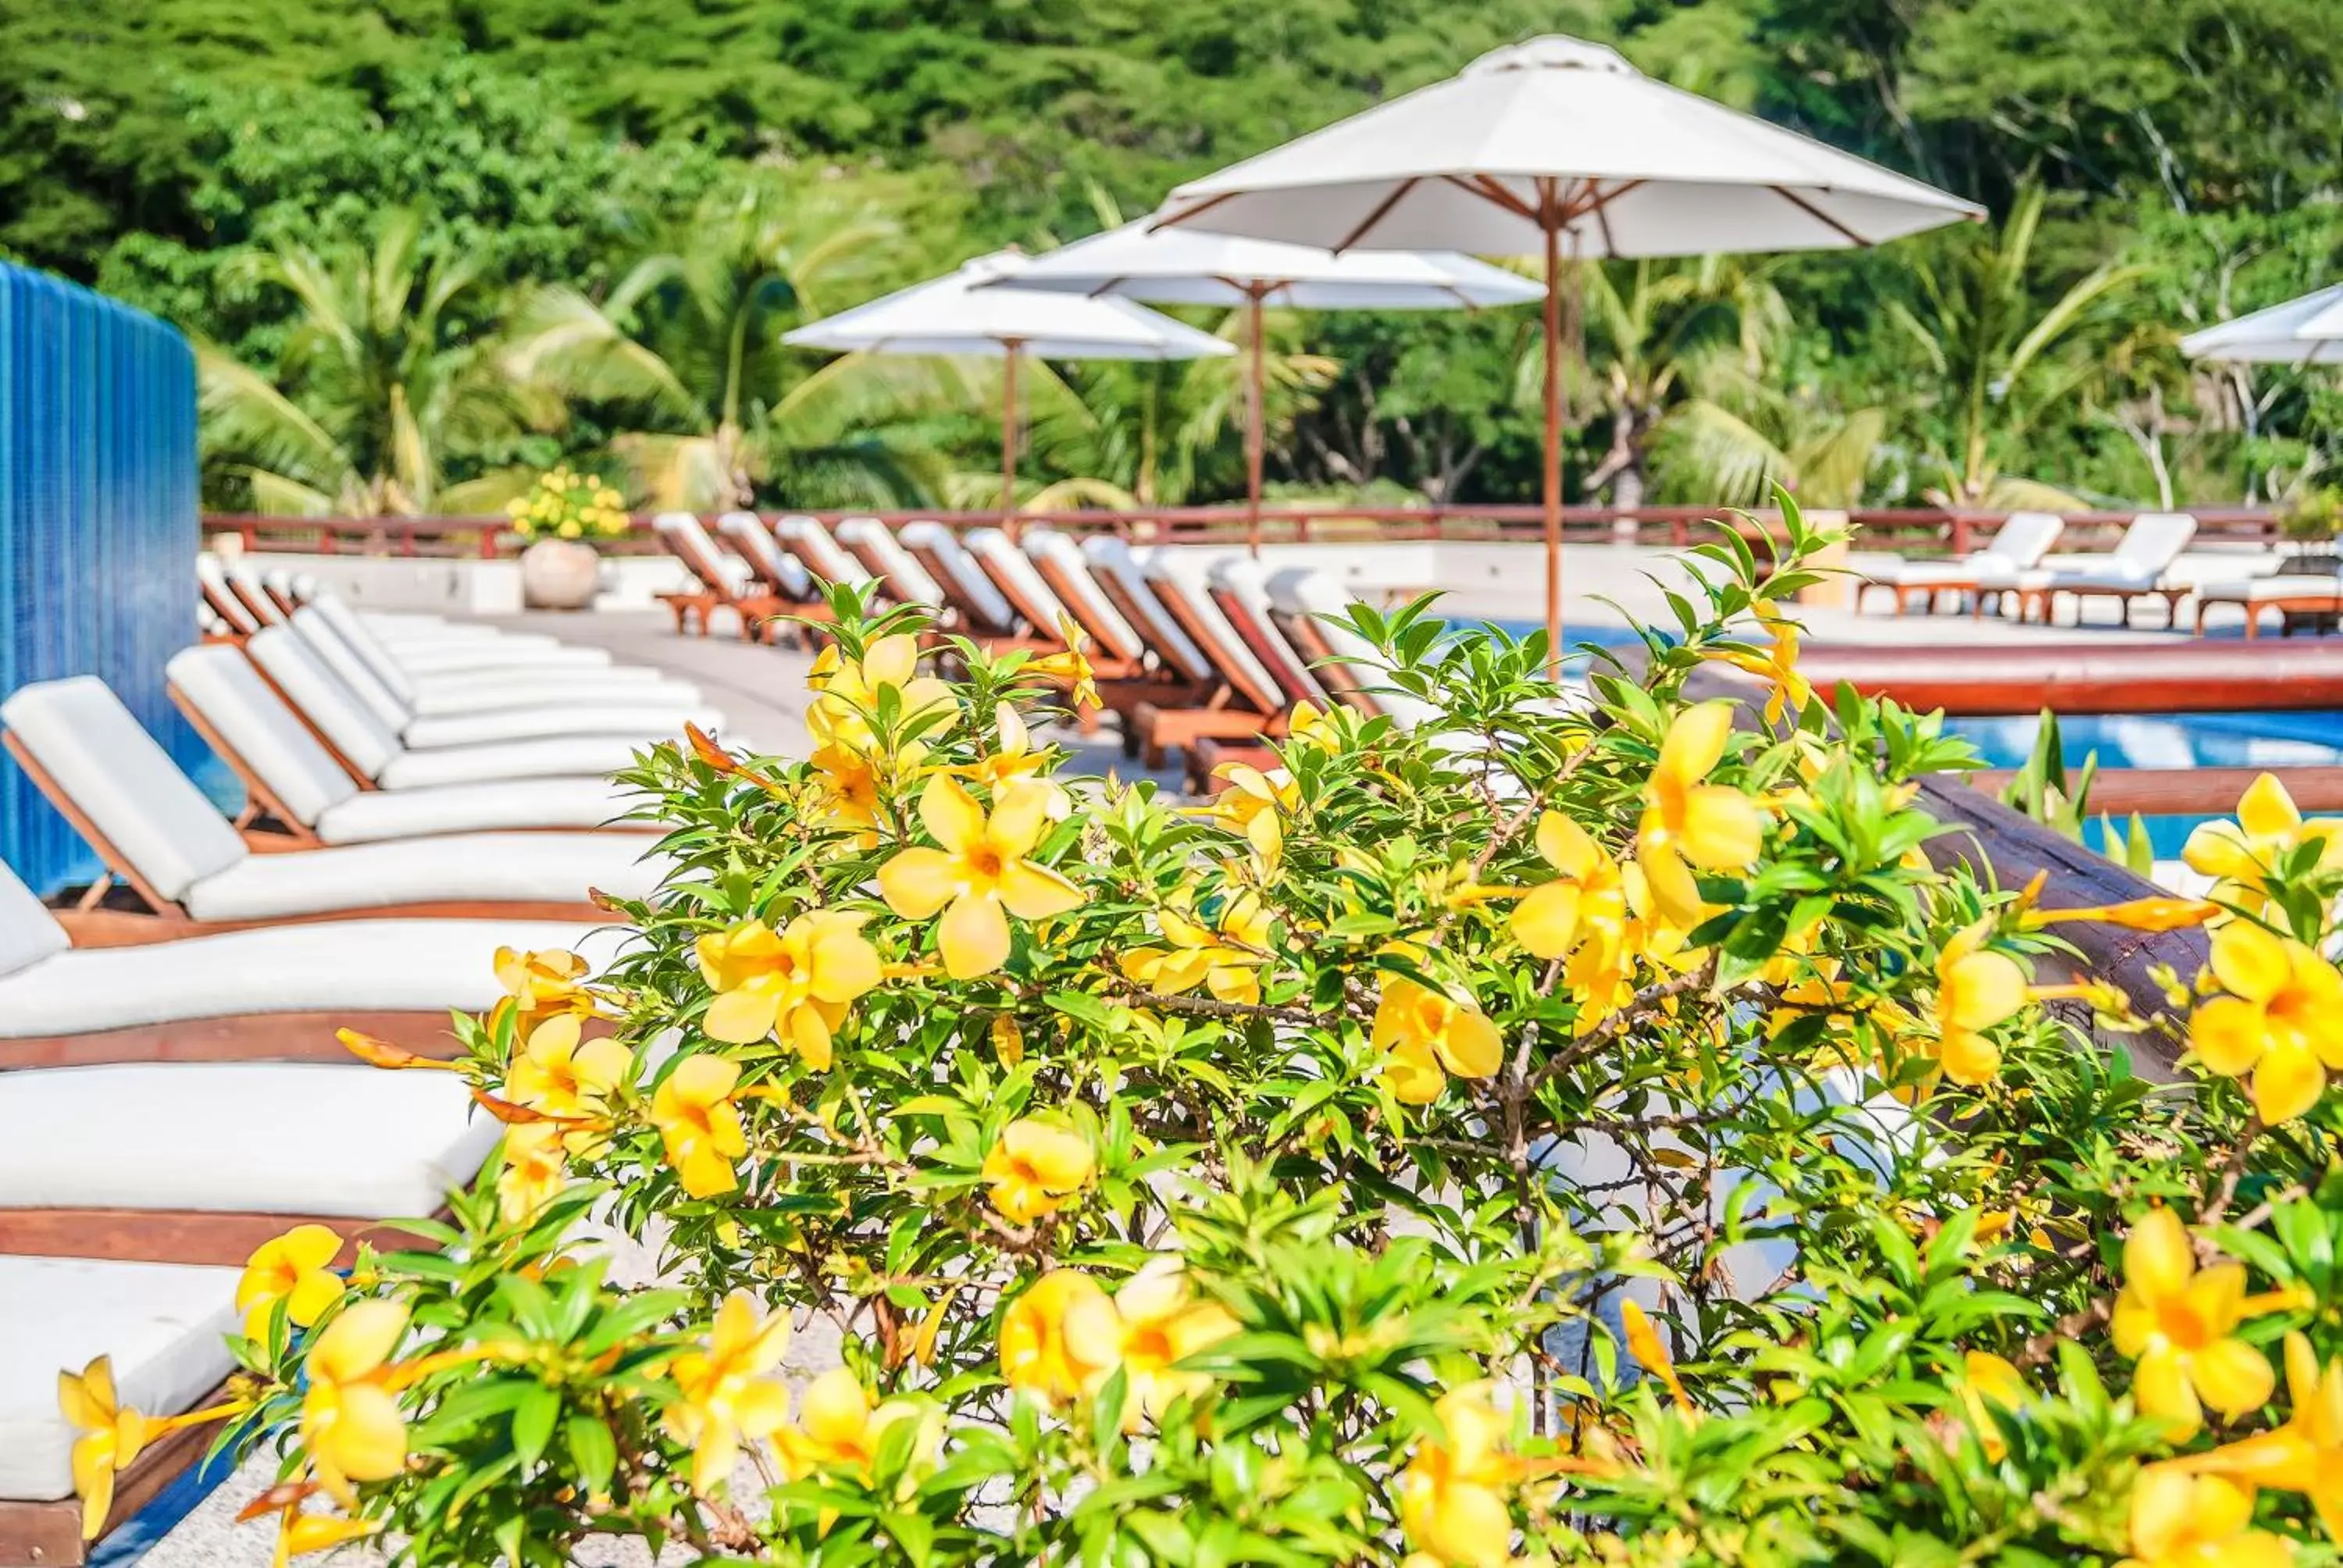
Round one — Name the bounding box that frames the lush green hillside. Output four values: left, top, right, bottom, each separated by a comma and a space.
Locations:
5, 0, 2341, 513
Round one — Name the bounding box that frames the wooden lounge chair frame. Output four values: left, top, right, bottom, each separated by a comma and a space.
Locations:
712, 515, 836, 650
2034, 583, 2190, 629
1022, 544, 1206, 737
1130, 570, 1288, 775
654, 517, 785, 639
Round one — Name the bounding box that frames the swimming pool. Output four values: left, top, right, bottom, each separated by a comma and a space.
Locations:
1942, 710, 2343, 858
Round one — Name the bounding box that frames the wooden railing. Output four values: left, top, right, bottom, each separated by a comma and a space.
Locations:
203, 504, 2288, 560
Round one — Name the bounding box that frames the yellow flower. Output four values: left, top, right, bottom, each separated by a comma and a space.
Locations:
491, 946, 596, 1037
59, 1358, 155, 1539
663, 1291, 793, 1496
1397, 1385, 1518, 1568
1715, 604, 1811, 727
1928, 918, 2029, 1085
2119, 1467, 2291, 1568
879, 777, 1085, 979
1207, 764, 1297, 873
301, 1301, 412, 1500
981, 1118, 1095, 1223
2112, 1207, 2279, 1440
808, 635, 955, 755
266, 1508, 380, 1568
1621, 1299, 1692, 1413
1372, 964, 1503, 1105
1114, 1260, 1239, 1426
2188, 921, 2343, 1124
1029, 616, 1100, 710
1636, 702, 1767, 927
2184, 772, 2343, 912
1121, 889, 1273, 1005
2179, 1332, 2343, 1541
1957, 1351, 2033, 1460
962, 704, 1069, 814
2025, 896, 2220, 933
650, 1055, 749, 1199
504, 1014, 631, 1146
697, 912, 883, 1069
1000, 1270, 1123, 1404
498, 1122, 569, 1224
1286, 699, 1337, 751
236, 1224, 345, 1341
774, 1367, 926, 1481
1509, 811, 1628, 961
807, 739, 904, 846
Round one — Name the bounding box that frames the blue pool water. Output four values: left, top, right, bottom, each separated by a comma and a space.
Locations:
1944, 711, 2343, 859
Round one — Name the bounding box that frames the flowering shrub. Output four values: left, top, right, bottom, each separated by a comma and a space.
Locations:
67, 504, 2343, 1566
505, 466, 630, 543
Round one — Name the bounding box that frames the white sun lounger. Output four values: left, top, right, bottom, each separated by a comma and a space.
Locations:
835, 518, 947, 608
1264, 569, 1441, 730
1021, 529, 1147, 665
302, 599, 672, 709
196, 555, 265, 638
899, 522, 1022, 634
286, 608, 716, 744
1855, 512, 2065, 614
716, 512, 816, 602
1079, 536, 1215, 687
303, 589, 618, 674
2031, 512, 2200, 625
776, 515, 875, 590
1207, 556, 1330, 710
1130, 551, 1290, 773
244, 628, 665, 789
168, 646, 644, 844
0, 678, 667, 928
965, 528, 1074, 635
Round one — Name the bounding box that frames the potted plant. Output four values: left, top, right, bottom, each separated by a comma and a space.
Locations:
505, 467, 629, 610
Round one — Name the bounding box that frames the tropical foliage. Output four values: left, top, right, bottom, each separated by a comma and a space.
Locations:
66, 506, 2343, 1564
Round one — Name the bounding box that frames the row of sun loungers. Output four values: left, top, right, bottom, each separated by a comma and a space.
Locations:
1, 571, 739, 1562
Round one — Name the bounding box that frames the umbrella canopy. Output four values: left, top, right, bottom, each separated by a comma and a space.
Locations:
2181, 283, 2343, 365
1004, 223, 1542, 551
1154, 34, 1982, 654
785, 251, 1231, 522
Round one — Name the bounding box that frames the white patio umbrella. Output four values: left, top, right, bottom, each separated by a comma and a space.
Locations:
2181, 283, 2343, 365
1154, 34, 1982, 650
1002, 221, 1542, 553
783, 250, 1233, 526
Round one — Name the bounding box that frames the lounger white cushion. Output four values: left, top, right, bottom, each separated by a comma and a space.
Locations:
836, 518, 946, 606
0, 1063, 499, 1215
197, 554, 263, 636
1022, 528, 1146, 663
308, 593, 617, 679
0, 861, 72, 981
2197, 574, 2343, 604
245, 628, 650, 788
1208, 556, 1330, 707
0, 678, 667, 918
900, 522, 1018, 632
655, 512, 757, 602
718, 512, 815, 599
966, 528, 1075, 635
169, 646, 640, 839
1080, 536, 1214, 683
1970, 565, 2055, 593
1266, 569, 1441, 730
776, 516, 873, 587
1860, 512, 2065, 587
1142, 551, 1286, 712
219, 562, 289, 626
0, 1256, 239, 1502
0, 875, 621, 1036
2043, 512, 2198, 590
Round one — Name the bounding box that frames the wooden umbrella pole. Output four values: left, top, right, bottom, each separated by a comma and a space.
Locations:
1000, 343, 1022, 538
1246, 287, 1268, 558
1542, 194, 1564, 673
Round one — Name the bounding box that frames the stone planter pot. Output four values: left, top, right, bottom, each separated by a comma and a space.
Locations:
520, 539, 602, 611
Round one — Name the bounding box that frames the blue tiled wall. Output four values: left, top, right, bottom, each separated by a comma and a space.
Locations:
0, 263, 201, 895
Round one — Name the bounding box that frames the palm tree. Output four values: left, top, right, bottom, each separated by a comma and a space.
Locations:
503, 184, 950, 511
1887, 185, 2141, 508
198, 209, 534, 515
1664, 365, 1889, 509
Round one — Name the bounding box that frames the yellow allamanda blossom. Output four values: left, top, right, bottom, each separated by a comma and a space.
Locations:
1508, 811, 1628, 962
1028, 617, 1100, 711
1621, 1299, 1692, 1413
1000, 1270, 1123, 1404
2179, 1331, 2343, 1541
256, 1502, 379, 1568
663, 1291, 793, 1496
1714, 603, 1813, 728
491, 946, 597, 1037
59, 1358, 155, 1538
2188, 920, 2343, 1125
1636, 702, 1767, 928
1207, 763, 1299, 874
497, 1122, 569, 1224
1285, 699, 1337, 751
879, 777, 1086, 979
775, 1367, 927, 1481
1956, 1351, 2034, 1461
236, 1224, 346, 1341
301, 1301, 413, 1501
504, 1014, 631, 1149
2118, 1467, 2291, 1568
2184, 772, 2343, 913
1122, 889, 1274, 1005
1926, 918, 2030, 1085
980, 1117, 1095, 1223
697, 912, 883, 1069
807, 739, 898, 846
650, 1055, 749, 1199
2113, 1207, 2283, 1440
808, 635, 955, 755
1372, 963, 1504, 1105
1114, 1261, 1239, 1426
1396, 1384, 1519, 1568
